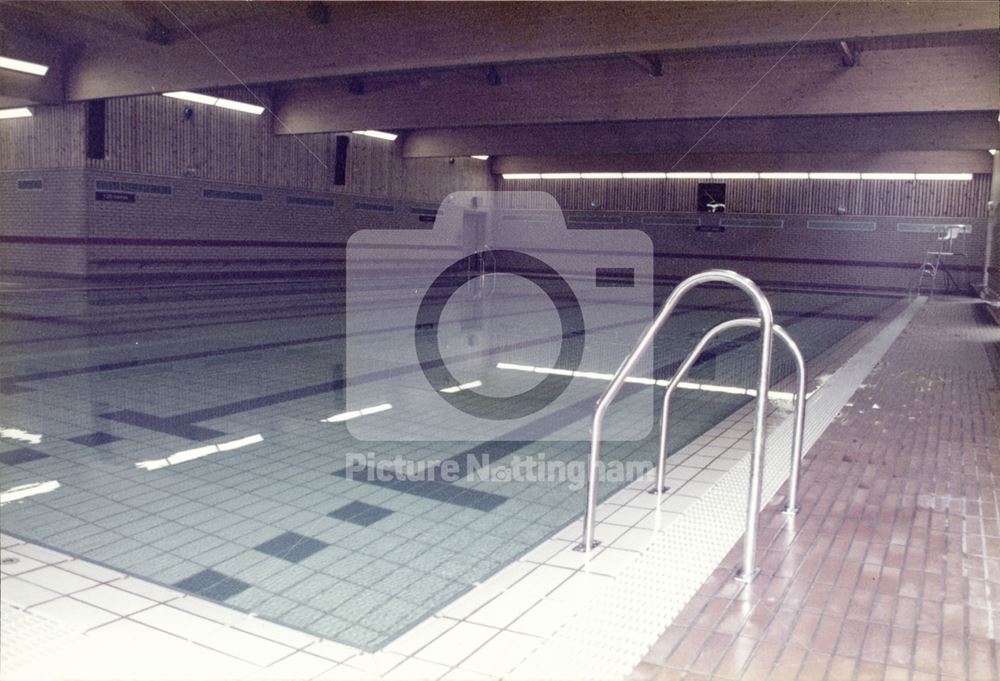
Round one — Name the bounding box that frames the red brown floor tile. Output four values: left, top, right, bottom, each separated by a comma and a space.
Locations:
630, 299, 1000, 681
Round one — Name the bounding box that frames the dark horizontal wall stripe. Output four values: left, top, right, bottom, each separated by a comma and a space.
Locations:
16, 179, 42, 190
353, 201, 395, 212
502, 216, 557, 225
95, 180, 172, 195
896, 222, 969, 233
203, 188, 264, 202
0, 235, 344, 249
3, 238, 978, 275
807, 220, 877, 232
287, 195, 336, 207
650, 250, 979, 271
567, 215, 623, 224
720, 217, 784, 228
642, 216, 701, 226
89, 258, 339, 267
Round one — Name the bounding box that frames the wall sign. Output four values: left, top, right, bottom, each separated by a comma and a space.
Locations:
95, 191, 136, 203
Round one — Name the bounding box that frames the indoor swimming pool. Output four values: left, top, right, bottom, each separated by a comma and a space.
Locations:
0, 275, 900, 650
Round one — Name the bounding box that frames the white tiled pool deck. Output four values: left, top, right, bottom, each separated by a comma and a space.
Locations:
1, 296, 915, 681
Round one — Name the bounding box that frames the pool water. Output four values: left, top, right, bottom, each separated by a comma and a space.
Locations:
0, 277, 899, 649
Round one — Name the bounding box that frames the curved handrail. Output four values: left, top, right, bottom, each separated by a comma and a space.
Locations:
580, 270, 774, 582
653, 318, 807, 536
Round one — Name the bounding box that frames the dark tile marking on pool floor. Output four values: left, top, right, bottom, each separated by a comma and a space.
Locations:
0, 379, 34, 395
97, 411, 226, 441
254, 531, 330, 563
327, 501, 395, 527
174, 569, 251, 601
0, 448, 51, 465
67, 432, 121, 447
331, 470, 509, 512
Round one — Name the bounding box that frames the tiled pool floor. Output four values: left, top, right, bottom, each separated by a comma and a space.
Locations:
0, 280, 900, 649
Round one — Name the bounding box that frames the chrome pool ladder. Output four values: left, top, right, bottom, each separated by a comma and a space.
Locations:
579, 270, 807, 583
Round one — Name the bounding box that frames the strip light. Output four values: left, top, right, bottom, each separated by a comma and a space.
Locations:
711, 172, 759, 179
500, 170, 972, 182
352, 129, 398, 141
164, 91, 217, 105
0, 107, 32, 120
0, 56, 49, 76
809, 172, 861, 180
759, 172, 809, 179
915, 173, 973, 181
214, 98, 267, 114
861, 173, 915, 181
163, 91, 264, 115
471, 155, 490, 161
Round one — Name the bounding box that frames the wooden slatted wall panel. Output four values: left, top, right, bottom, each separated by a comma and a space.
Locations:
500, 175, 989, 217
1, 93, 489, 202
0, 103, 87, 170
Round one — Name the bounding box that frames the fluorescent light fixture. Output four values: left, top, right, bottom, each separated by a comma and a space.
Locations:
352, 129, 398, 141
622, 172, 667, 179
990, 149, 997, 156
164, 91, 218, 105
502, 173, 541, 180
0, 107, 32, 120
711, 172, 758, 179
540, 173, 581, 179
861, 173, 915, 181
214, 98, 265, 115
759, 172, 809, 179
914, 173, 973, 181
581, 172, 622, 179
0, 56, 49, 76
666, 172, 711, 179
471, 155, 490, 160
323, 403, 393, 423
163, 92, 263, 115
1, 480, 60, 505
809, 172, 861, 180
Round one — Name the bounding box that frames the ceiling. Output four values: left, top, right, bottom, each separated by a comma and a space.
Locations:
1, 1, 997, 171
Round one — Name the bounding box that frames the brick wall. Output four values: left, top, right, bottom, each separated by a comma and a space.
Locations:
0, 169, 89, 276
